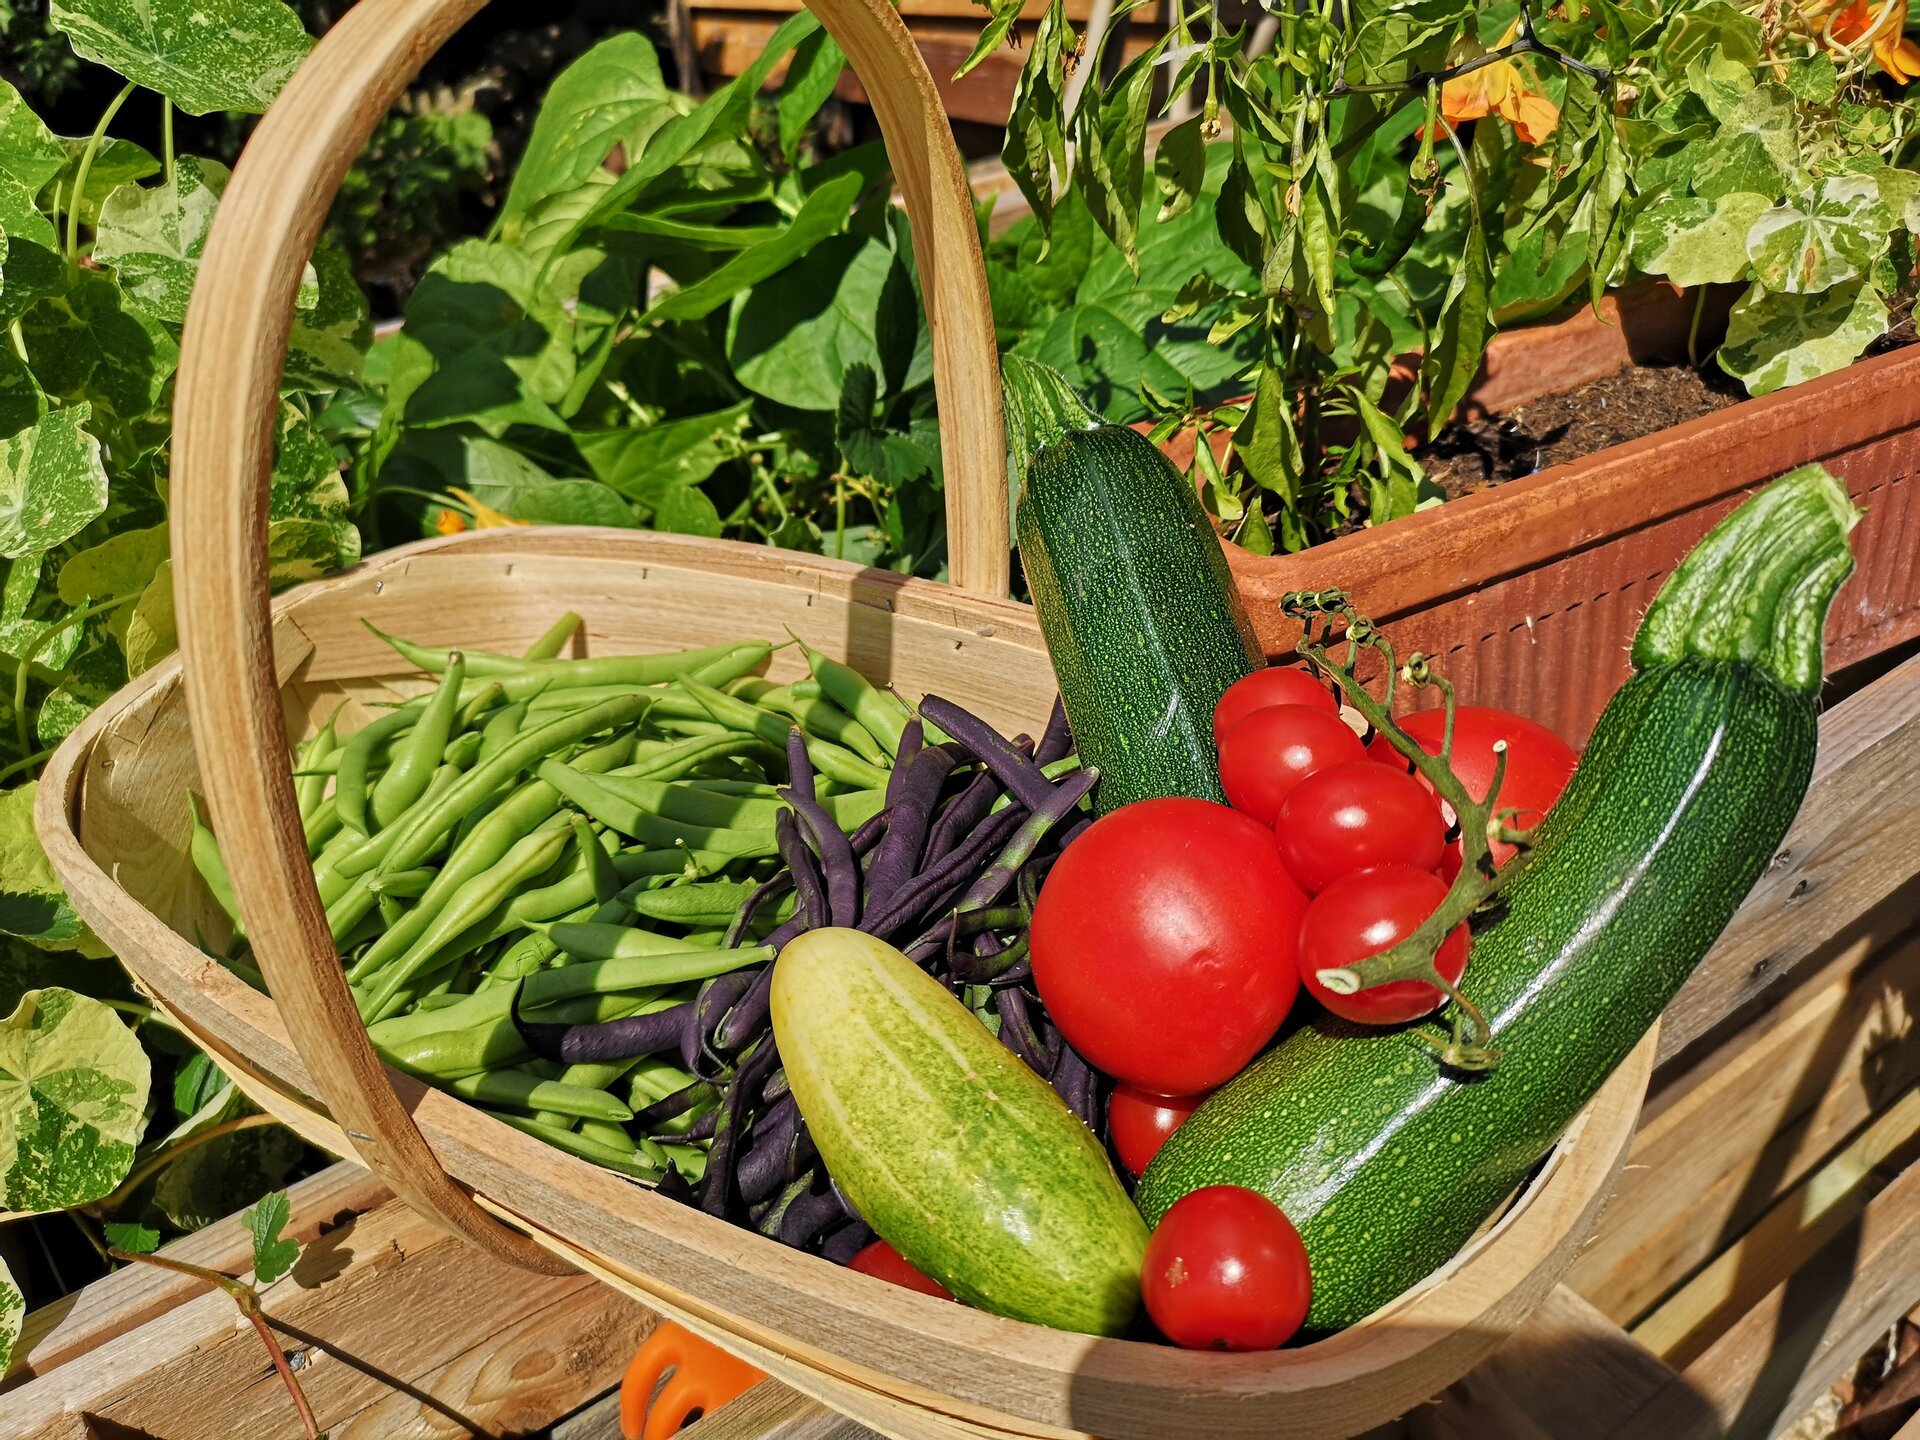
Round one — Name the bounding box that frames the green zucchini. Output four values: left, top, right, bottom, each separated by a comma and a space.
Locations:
1134, 465, 1860, 1332
1004, 358, 1259, 812
772, 927, 1147, 1335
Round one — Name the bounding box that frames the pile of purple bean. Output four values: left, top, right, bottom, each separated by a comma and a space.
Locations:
518, 694, 1103, 1259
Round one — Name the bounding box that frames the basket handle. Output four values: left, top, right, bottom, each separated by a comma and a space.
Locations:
173, 0, 1008, 1274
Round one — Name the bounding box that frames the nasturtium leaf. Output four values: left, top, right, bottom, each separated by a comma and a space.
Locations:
0, 554, 80, 674
244, 1190, 300, 1284
1658, 0, 1762, 69
284, 239, 372, 393
21, 270, 179, 428
104, 1220, 160, 1253
1630, 191, 1770, 286
266, 518, 342, 588
1872, 168, 1920, 227
42, 136, 158, 227
0, 783, 97, 952
121, 558, 174, 676
1685, 44, 1755, 123
1746, 176, 1892, 294
93, 157, 228, 325
0, 82, 64, 250
1719, 280, 1887, 394
269, 404, 358, 569
1689, 84, 1801, 201
48, 0, 313, 116
0, 231, 63, 330
500, 35, 675, 230
150, 1081, 300, 1231
0, 1258, 22, 1370
0, 986, 149, 1210
1786, 52, 1840, 105
0, 406, 110, 560
58, 522, 168, 607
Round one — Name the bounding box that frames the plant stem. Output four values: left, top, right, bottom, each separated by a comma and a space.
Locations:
91, 1113, 280, 1215
0, 745, 55, 786
161, 100, 175, 187
67, 81, 138, 261
1332, 33, 1610, 97
1688, 285, 1709, 370
109, 1246, 322, 1440
7, 321, 26, 365
96, 996, 154, 1022
13, 593, 141, 759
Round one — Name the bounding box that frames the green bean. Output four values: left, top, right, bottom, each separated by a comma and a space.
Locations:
372, 653, 467, 829
363, 694, 652, 880
551, 763, 885, 833
572, 814, 620, 905
455, 681, 506, 733
294, 706, 343, 821
492, 1113, 662, 1180
554, 1052, 643, 1100
542, 926, 773, 981
411, 992, 470, 1012
537, 763, 774, 855
364, 623, 542, 678
727, 678, 890, 767
658, 1144, 707, 1183
367, 866, 438, 898
577, 1117, 636, 1151
456, 642, 771, 701
376, 891, 407, 929
483, 848, 725, 939
477, 699, 531, 764
335, 700, 425, 835
523, 612, 583, 661
627, 879, 763, 928
376, 991, 680, 1079
186, 794, 243, 935
789, 678, 824, 700
626, 1057, 702, 1106
304, 797, 342, 857
681, 677, 889, 789
790, 632, 912, 756
328, 763, 464, 940
443, 1068, 634, 1122
442, 730, 484, 769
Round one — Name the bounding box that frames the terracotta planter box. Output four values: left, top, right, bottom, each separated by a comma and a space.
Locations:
1201, 304, 1920, 743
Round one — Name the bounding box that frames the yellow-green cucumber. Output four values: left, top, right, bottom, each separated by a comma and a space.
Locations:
772, 928, 1146, 1334
1004, 357, 1259, 813
1135, 465, 1861, 1331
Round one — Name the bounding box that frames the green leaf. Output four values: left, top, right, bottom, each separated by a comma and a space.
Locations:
0, 232, 67, 330
36, 637, 124, 748
1423, 225, 1491, 433
652, 484, 723, 538
574, 402, 752, 499
1000, 0, 1070, 232
778, 29, 844, 161
1719, 281, 1888, 394
104, 1220, 160, 1253
1630, 191, 1770, 286
92, 156, 228, 325
284, 237, 372, 393
58, 521, 167, 606
243, 1189, 300, 1284
0, 986, 149, 1209
1688, 83, 1800, 201
1154, 115, 1207, 223
41, 136, 157, 227
1657, 0, 1762, 70
500, 35, 675, 230
0, 1256, 21, 1369
269, 404, 359, 569
0, 81, 65, 249
121, 558, 174, 675
0, 343, 44, 438
0, 405, 110, 560
48, 0, 313, 116
955, 0, 1024, 81
1074, 48, 1156, 267
503, 480, 640, 528
642, 169, 861, 324
1747, 176, 1893, 295
726, 232, 898, 411
20, 269, 179, 429
0, 783, 97, 951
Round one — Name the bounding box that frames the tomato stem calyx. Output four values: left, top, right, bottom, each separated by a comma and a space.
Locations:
1280, 590, 1537, 1071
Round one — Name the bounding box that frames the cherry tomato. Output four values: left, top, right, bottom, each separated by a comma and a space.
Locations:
1031, 798, 1306, 1093
1297, 865, 1469, 1025
1219, 704, 1367, 827
848, 1240, 954, 1300
1274, 760, 1446, 893
1369, 706, 1578, 869
1108, 1084, 1211, 1178
1141, 1186, 1313, 1350
1213, 666, 1338, 746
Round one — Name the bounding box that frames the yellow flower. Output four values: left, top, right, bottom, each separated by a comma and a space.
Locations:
1421, 22, 1562, 144
433, 508, 467, 536
447, 487, 530, 529
1815, 0, 1920, 80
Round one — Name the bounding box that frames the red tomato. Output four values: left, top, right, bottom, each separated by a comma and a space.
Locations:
848, 1240, 954, 1300
1213, 666, 1338, 746
1141, 1187, 1313, 1350
1108, 1084, 1211, 1178
1275, 761, 1446, 893
1297, 865, 1469, 1025
1218, 705, 1366, 827
1031, 798, 1306, 1093
1369, 706, 1578, 869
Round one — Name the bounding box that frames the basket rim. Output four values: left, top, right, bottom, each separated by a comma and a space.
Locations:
38, 526, 1653, 1439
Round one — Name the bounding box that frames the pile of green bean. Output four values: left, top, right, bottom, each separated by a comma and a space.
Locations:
188, 612, 909, 1189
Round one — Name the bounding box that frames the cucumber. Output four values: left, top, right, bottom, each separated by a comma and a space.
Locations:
1004, 358, 1259, 813
1134, 465, 1860, 1332
771, 927, 1147, 1335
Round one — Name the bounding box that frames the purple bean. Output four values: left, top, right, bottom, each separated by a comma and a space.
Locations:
775, 1185, 848, 1248
994, 985, 1048, 1075
724, 870, 794, 949
861, 807, 1024, 941
1035, 696, 1073, 766
820, 1218, 876, 1265
894, 718, 924, 773
782, 786, 858, 927
1051, 1042, 1099, 1131
1056, 815, 1093, 849
920, 696, 1057, 814
695, 970, 755, 1056
775, 810, 828, 930
950, 769, 1098, 916
738, 1095, 801, 1205
788, 1116, 817, 1181
512, 989, 694, 1064
763, 915, 807, 951
702, 1040, 778, 1216
785, 727, 814, 802
762, 1066, 790, 1104
921, 766, 999, 868
679, 1107, 720, 1143
861, 745, 959, 920
715, 962, 774, 1049
633, 1081, 718, 1130
754, 1174, 811, 1236
1041, 1020, 1065, 1073
849, 812, 889, 856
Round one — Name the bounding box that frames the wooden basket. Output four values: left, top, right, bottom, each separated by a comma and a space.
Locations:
34, 1, 1654, 1435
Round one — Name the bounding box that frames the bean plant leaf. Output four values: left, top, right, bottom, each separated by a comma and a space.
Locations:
0, 986, 150, 1210
778, 28, 844, 161
642, 168, 861, 323
1630, 190, 1770, 286
243, 1189, 300, 1284
0, 406, 111, 560
500, 35, 675, 230
726, 232, 899, 411
47, 0, 313, 116
0, 1259, 16, 1375
0, 82, 65, 249
1746, 176, 1892, 295
104, 1220, 160, 1253
1718, 280, 1888, 394
92, 157, 229, 325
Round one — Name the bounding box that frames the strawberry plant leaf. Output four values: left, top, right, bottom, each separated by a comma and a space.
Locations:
0, 406, 111, 561
104, 1220, 159, 1253
243, 1190, 299, 1284
0, 986, 149, 1210
47, 0, 312, 116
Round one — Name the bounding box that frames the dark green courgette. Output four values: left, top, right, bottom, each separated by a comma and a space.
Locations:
1004, 358, 1259, 813
1134, 464, 1860, 1331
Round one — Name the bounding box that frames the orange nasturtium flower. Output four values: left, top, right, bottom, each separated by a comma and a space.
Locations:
1420, 21, 1561, 144
446, 486, 530, 529
1815, 0, 1920, 82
